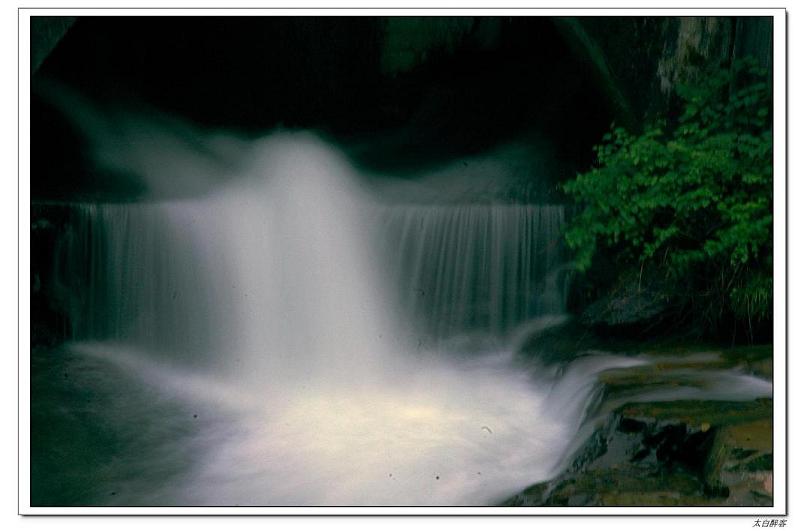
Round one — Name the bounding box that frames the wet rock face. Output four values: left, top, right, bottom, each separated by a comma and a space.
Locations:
505, 410, 716, 506
707, 419, 774, 505
505, 399, 772, 507
578, 267, 675, 333
580, 289, 672, 330
568, 16, 772, 122
504, 346, 773, 507
656, 17, 735, 96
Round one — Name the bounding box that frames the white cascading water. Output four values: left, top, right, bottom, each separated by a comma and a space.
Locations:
54, 132, 648, 506
377, 204, 567, 341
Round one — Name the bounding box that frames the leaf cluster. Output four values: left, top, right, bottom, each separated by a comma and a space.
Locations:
563, 58, 772, 329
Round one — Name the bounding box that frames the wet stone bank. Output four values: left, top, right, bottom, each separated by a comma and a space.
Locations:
505, 345, 773, 507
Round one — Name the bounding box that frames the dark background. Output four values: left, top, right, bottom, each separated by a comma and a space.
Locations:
31, 16, 616, 200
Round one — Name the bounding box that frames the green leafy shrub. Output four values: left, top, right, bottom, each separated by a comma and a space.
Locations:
563, 58, 772, 335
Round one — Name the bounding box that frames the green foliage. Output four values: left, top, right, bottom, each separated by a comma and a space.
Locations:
563, 58, 772, 331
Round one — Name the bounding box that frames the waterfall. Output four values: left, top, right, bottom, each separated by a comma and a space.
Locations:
58, 202, 570, 356
43, 132, 629, 506
58, 181, 570, 356
56, 136, 405, 385
56, 203, 223, 358
378, 204, 567, 342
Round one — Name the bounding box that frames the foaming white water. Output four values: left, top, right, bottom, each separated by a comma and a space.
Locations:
55, 132, 630, 505
71, 341, 640, 506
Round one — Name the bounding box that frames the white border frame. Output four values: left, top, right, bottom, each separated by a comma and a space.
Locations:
17, 6, 788, 516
